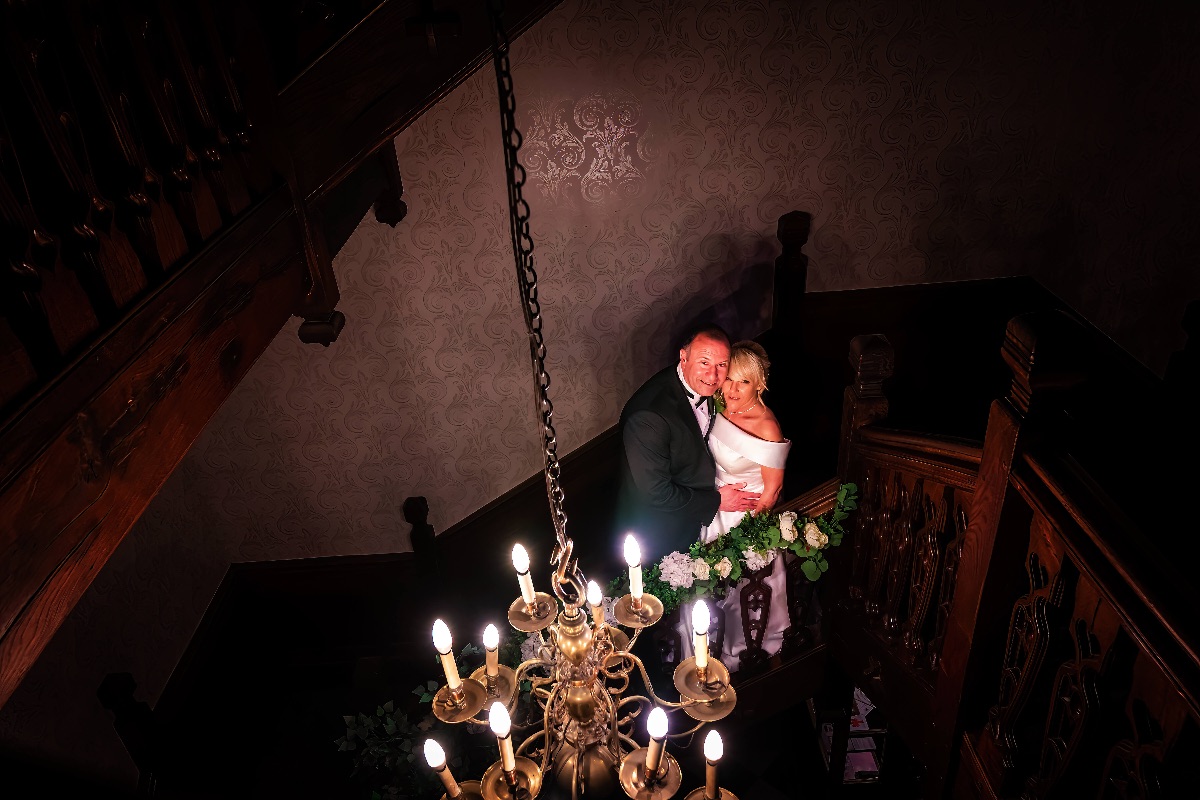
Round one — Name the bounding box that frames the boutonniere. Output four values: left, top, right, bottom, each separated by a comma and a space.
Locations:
713, 392, 726, 414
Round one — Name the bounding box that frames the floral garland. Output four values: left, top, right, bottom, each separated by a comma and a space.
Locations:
608, 483, 858, 617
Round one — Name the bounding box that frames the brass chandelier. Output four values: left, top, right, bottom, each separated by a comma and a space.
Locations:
414, 3, 739, 799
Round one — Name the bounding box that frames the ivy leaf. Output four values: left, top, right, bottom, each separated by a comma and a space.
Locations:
383, 700, 394, 713
765, 525, 781, 549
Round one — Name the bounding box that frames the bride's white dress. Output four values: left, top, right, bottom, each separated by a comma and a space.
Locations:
703, 414, 792, 671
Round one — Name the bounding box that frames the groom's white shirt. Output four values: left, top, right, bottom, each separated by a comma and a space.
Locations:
677, 364, 710, 434
678, 364, 720, 527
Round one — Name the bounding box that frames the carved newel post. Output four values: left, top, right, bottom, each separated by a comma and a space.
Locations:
925, 311, 1085, 800
837, 334, 894, 481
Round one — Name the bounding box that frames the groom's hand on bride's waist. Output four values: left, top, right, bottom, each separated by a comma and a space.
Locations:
718, 482, 760, 512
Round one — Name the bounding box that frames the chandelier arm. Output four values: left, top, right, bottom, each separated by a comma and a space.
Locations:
665, 720, 707, 739
616, 732, 640, 754
538, 681, 564, 775
615, 652, 689, 709
486, 0, 588, 611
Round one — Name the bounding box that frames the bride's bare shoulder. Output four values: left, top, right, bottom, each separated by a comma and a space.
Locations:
745, 406, 785, 443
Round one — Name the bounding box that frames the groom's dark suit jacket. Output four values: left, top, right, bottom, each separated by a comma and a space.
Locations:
615, 365, 721, 568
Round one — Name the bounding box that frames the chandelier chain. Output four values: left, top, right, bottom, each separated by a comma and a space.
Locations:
488, 0, 585, 608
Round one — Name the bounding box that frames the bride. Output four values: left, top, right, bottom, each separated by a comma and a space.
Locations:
703, 341, 792, 671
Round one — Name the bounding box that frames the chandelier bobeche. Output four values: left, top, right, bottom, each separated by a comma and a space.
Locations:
420, 532, 738, 800
416, 2, 739, 797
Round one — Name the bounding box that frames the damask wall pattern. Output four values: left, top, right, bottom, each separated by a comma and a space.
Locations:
3, 0, 1196, 785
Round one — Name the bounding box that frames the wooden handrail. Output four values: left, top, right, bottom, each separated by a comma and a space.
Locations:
829, 311, 1200, 799
1018, 449, 1200, 715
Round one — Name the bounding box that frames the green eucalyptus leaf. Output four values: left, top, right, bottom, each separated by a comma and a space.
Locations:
802, 560, 821, 581
819, 558, 829, 572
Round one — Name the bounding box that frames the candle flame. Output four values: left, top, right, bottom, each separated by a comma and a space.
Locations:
511, 543, 530, 573
623, 534, 641, 568
587, 580, 602, 607
489, 701, 511, 737
704, 729, 723, 761
483, 623, 499, 650
692, 600, 710, 634
647, 706, 668, 739
432, 619, 452, 654
424, 739, 447, 769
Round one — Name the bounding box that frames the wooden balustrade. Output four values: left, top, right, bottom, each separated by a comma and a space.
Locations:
0, 0, 564, 711
827, 312, 1200, 798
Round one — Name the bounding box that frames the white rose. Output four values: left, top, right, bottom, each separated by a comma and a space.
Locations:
804, 522, 829, 549
692, 558, 710, 581
779, 511, 799, 542
743, 548, 776, 573
714, 557, 733, 579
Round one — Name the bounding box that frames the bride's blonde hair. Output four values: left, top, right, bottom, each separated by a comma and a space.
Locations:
728, 340, 770, 394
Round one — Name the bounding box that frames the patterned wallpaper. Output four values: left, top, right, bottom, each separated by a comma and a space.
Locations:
3, 0, 1197, 786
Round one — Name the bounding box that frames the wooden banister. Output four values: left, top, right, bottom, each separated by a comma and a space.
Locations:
828, 310, 1200, 799
0, 0, 567, 711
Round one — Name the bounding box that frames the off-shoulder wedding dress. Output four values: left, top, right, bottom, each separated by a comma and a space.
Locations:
703, 413, 792, 671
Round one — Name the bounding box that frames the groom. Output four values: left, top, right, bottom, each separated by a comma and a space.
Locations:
616, 324, 760, 567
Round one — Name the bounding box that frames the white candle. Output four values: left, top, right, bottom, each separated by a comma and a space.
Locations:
483, 624, 500, 678
587, 580, 604, 629
424, 739, 462, 798
512, 544, 537, 606
692, 600, 711, 671
432, 619, 461, 691
645, 706, 668, 777
703, 730, 723, 800
623, 534, 643, 601
489, 701, 516, 772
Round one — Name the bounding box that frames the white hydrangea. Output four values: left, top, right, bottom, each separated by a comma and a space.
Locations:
743, 548, 776, 573
692, 558, 710, 581
658, 551, 696, 589
603, 596, 621, 626
714, 557, 733, 579
779, 511, 800, 542
520, 632, 542, 663
804, 521, 829, 549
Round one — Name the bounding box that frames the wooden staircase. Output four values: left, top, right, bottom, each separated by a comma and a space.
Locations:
0, 0, 562, 711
